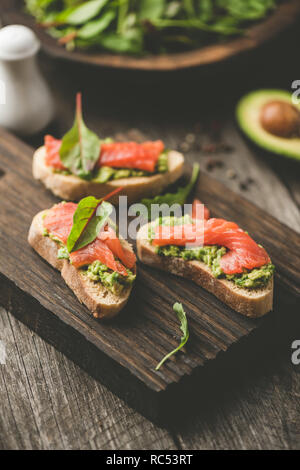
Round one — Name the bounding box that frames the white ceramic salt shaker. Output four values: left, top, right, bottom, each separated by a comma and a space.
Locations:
0, 25, 54, 136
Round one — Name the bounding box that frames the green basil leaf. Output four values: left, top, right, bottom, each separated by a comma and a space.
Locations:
65, 0, 109, 25
67, 197, 113, 253
141, 163, 199, 220
155, 303, 189, 370
59, 93, 100, 178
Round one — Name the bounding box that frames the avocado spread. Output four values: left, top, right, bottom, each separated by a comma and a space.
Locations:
43, 230, 135, 295
54, 152, 169, 182
93, 152, 168, 183
151, 217, 274, 289
84, 260, 136, 296
43, 229, 69, 258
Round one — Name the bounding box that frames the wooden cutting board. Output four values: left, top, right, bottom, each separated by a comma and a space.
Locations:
0, 127, 299, 424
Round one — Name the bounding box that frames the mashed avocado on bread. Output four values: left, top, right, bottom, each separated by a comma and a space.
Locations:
43, 229, 135, 295
54, 152, 169, 182
85, 261, 136, 296
150, 216, 274, 289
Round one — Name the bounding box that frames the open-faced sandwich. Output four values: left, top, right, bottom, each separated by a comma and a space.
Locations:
137, 200, 274, 318
28, 190, 136, 319
33, 93, 184, 204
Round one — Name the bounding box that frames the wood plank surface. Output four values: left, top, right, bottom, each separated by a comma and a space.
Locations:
0, 307, 176, 450
177, 353, 300, 450
1, 300, 298, 450
0, 31, 299, 448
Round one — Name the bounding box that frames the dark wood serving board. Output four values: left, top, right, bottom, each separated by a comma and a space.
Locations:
2, 0, 300, 71
0, 127, 299, 424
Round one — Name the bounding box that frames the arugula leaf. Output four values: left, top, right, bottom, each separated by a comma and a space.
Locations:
155, 303, 189, 371
59, 93, 100, 178
67, 197, 113, 253
141, 163, 199, 220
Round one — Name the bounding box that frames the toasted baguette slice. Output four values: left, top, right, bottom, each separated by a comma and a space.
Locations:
28, 211, 136, 320
33, 146, 184, 204
137, 223, 273, 318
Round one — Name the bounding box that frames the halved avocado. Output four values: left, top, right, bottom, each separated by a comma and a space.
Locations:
236, 89, 300, 161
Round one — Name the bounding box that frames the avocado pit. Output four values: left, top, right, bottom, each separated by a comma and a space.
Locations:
260, 100, 300, 138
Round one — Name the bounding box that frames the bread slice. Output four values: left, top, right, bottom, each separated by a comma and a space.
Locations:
28, 210, 136, 319
137, 223, 273, 318
33, 146, 184, 204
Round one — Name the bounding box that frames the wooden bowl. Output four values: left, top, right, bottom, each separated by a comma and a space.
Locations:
2, 0, 300, 71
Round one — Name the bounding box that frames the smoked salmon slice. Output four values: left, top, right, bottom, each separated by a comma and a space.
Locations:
44, 202, 76, 244
191, 199, 210, 220
69, 238, 128, 276
99, 225, 136, 269
43, 202, 135, 275
99, 141, 164, 173
44, 136, 164, 173
153, 224, 204, 246
203, 219, 270, 274
44, 135, 67, 171
152, 218, 270, 274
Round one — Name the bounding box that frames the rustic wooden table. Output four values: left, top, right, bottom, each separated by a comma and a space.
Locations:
0, 24, 299, 450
